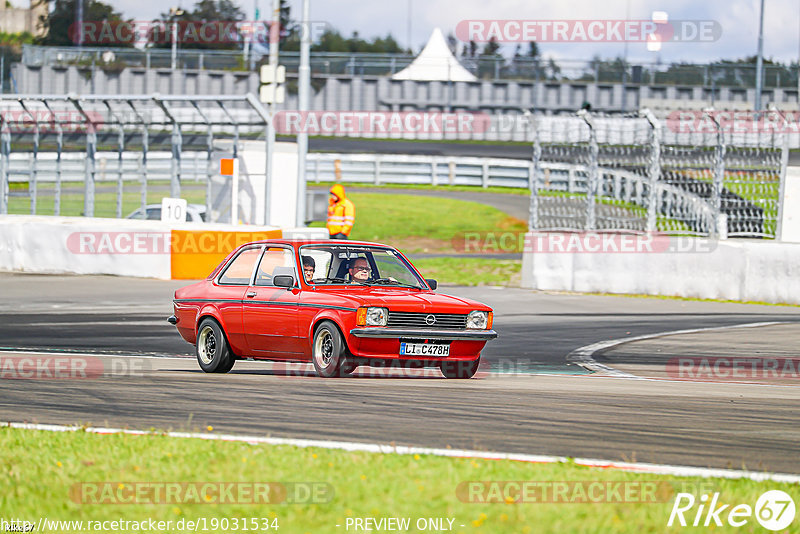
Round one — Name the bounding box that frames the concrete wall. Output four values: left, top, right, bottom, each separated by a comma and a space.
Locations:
0, 0, 47, 36
14, 65, 800, 114
521, 232, 800, 304
0, 215, 327, 279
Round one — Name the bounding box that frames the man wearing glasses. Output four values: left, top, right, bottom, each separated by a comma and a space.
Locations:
348, 257, 371, 283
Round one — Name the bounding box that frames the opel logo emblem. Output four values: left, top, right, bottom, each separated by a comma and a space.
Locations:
425, 314, 436, 325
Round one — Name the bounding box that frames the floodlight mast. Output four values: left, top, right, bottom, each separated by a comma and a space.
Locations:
295, 0, 310, 226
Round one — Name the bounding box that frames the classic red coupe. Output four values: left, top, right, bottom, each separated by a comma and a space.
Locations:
169, 240, 497, 378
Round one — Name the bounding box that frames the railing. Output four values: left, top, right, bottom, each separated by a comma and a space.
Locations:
0, 96, 786, 239
20, 45, 800, 88
306, 153, 717, 235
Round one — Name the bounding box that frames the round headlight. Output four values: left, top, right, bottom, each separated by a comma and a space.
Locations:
366, 307, 388, 326
466, 310, 488, 329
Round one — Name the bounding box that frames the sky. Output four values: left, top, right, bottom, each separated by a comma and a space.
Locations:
109, 0, 800, 64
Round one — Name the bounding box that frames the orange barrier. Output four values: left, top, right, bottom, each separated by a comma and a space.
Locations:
170, 229, 282, 279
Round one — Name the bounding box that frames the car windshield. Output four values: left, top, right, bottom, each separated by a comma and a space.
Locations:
299, 245, 425, 288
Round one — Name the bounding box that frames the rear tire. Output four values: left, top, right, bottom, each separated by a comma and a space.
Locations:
312, 321, 348, 378
441, 357, 480, 379
196, 319, 235, 374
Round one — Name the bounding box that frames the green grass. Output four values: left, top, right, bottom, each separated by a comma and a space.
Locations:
311, 192, 527, 254
3, 427, 797, 534
413, 258, 521, 287
7, 181, 206, 218
674, 169, 781, 236
309, 181, 531, 196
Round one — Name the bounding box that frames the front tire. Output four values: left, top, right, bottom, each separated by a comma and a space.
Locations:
196, 318, 235, 374
441, 357, 480, 379
312, 321, 348, 378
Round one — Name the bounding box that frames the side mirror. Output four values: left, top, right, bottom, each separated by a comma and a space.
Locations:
425, 279, 437, 290
273, 275, 295, 289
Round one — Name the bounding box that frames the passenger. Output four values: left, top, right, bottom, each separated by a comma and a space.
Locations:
302, 256, 316, 283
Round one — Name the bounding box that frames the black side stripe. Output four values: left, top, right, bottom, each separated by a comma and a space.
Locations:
174, 299, 243, 304
174, 299, 357, 312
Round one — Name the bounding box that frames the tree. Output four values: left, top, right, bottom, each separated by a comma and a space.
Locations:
36, 0, 133, 47
446, 31, 457, 56
477, 37, 502, 79
148, 0, 246, 50
480, 37, 500, 57
310, 29, 405, 53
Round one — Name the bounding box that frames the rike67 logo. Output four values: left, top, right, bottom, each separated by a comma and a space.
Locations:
668, 490, 796, 531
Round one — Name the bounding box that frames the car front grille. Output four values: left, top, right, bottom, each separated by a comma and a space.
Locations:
387, 311, 467, 329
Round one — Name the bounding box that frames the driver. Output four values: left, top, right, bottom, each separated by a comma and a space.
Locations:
348, 257, 371, 283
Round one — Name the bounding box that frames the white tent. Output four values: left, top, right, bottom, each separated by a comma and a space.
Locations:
392, 28, 477, 82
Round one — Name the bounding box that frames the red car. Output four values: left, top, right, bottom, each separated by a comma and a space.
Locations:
169, 240, 497, 378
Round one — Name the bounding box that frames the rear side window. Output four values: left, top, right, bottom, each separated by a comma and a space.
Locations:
219, 247, 261, 285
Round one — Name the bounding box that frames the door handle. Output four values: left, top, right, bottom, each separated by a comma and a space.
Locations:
246, 292, 256, 298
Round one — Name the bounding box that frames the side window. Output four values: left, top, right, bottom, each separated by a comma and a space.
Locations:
255, 248, 297, 287
218, 247, 261, 285
300, 249, 332, 283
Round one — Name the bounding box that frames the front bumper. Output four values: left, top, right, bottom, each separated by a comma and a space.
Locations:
349, 328, 498, 340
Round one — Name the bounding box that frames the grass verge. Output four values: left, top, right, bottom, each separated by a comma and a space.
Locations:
412, 258, 521, 287
310, 192, 527, 254
3, 427, 797, 534
309, 181, 531, 196
6, 181, 206, 219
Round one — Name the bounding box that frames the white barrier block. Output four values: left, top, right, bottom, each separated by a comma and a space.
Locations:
521, 232, 800, 305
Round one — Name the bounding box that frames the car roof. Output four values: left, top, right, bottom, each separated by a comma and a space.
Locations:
248, 239, 393, 248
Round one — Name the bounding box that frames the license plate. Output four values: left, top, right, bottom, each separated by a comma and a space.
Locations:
399, 342, 450, 357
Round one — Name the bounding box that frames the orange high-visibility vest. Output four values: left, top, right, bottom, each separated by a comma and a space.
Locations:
326, 184, 355, 236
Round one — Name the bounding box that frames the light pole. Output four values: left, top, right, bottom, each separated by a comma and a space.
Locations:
407, 0, 412, 52
295, 0, 310, 226
76, 0, 84, 48
169, 7, 184, 71
755, 0, 765, 110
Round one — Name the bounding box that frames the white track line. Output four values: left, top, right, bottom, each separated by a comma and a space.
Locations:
4, 421, 800, 484
566, 321, 787, 378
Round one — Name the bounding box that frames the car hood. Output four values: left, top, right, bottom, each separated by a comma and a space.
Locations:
315, 288, 491, 313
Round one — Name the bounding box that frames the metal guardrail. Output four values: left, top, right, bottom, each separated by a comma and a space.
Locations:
0, 93, 274, 221
0, 98, 786, 239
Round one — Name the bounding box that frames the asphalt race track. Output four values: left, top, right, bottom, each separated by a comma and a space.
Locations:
1, 273, 799, 474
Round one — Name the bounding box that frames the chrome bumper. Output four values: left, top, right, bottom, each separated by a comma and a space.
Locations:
349, 328, 497, 340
